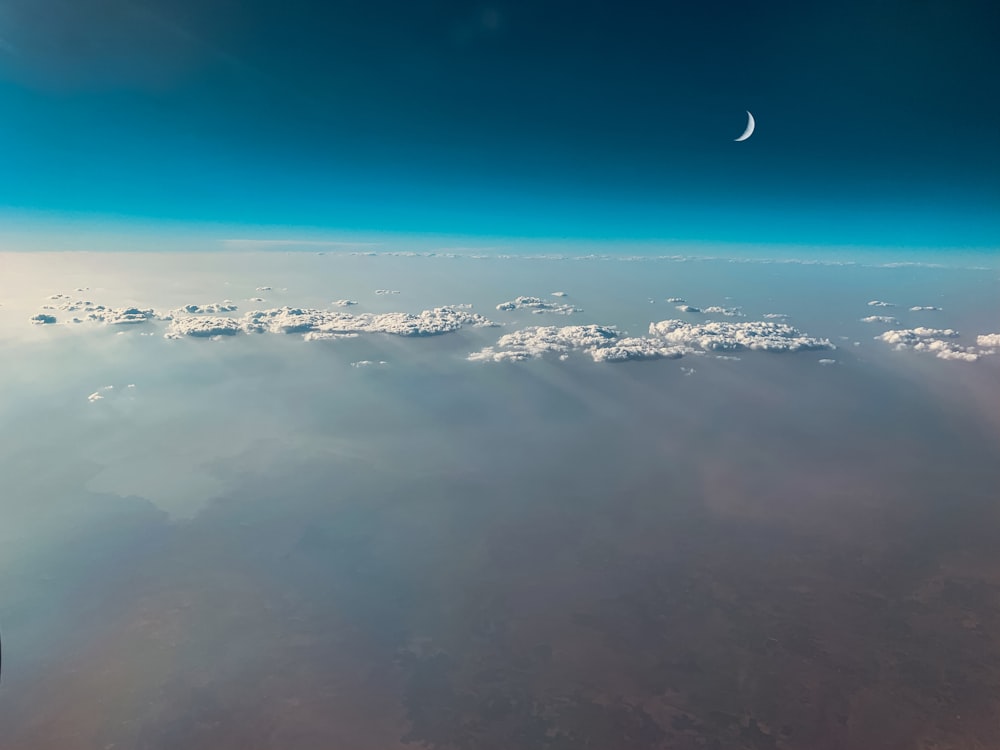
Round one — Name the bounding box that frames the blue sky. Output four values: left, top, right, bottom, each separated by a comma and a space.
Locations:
0, 1, 997, 250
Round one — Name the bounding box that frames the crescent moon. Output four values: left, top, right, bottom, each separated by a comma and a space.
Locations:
734, 111, 755, 142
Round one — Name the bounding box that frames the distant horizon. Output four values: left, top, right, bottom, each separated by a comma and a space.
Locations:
1, 210, 997, 268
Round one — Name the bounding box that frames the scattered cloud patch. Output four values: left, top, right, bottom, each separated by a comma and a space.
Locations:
875, 328, 980, 362
351, 360, 388, 368
675, 304, 701, 313
496, 296, 581, 315
53, 303, 159, 325
86, 385, 118, 403
588, 337, 685, 363
171, 302, 238, 315
31, 313, 57, 324
976, 333, 1000, 354
703, 306, 745, 318
909, 306, 942, 312
256, 286, 272, 291
333, 299, 358, 307
762, 313, 789, 320
165, 317, 244, 339
867, 300, 895, 308
471, 318, 833, 364
53, 299, 102, 313
861, 315, 898, 324
648, 319, 835, 353
551, 291, 567, 297
375, 289, 401, 295
99, 307, 158, 325
469, 325, 622, 362
665, 297, 686, 304
819, 358, 837, 366
166, 305, 497, 340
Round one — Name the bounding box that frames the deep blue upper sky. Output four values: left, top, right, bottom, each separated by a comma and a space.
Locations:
1, 0, 998, 248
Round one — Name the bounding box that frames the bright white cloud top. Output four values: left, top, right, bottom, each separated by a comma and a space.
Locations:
18, 252, 999, 372
977, 333, 1000, 349
165, 305, 497, 340
170, 302, 239, 315
469, 319, 835, 363
495, 296, 581, 315
875, 327, 982, 362
647, 319, 835, 353
702, 305, 744, 318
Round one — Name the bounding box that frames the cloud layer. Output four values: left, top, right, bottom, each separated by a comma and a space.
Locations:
875, 328, 982, 362
495, 296, 581, 315
165, 305, 498, 340
647, 319, 835, 353
169, 302, 239, 315
470, 319, 834, 363
28, 283, 996, 371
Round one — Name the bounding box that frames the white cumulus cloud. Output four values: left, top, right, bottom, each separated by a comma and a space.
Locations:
496, 296, 581, 315
976, 333, 1000, 349
702, 306, 745, 318
588, 338, 685, 362
469, 324, 620, 362
470, 318, 833, 363
875, 328, 980, 362
90, 307, 158, 325
648, 319, 835, 353
166, 305, 497, 340
170, 302, 238, 315
165, 317, 244, 339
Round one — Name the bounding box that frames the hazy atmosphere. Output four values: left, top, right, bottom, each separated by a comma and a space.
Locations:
2, 0, 999, 748
2, 250, 1000, 748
